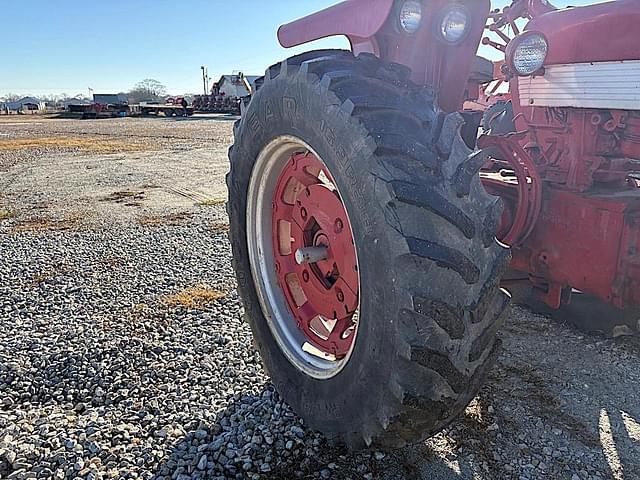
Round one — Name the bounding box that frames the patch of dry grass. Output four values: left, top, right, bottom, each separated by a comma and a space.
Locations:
163, 285, 226, 309
100, 191, 146, 204
211, 221, 230, 232
199, 198, 226, 206
10, 215, 81, 233
99, 303, 173, 337
101, 255, 123, 268
0, 136, 147, 153
0, 209, 14, 221
138, 211, 193, 227
30, 263, 72, 286
0, 113, 58, 123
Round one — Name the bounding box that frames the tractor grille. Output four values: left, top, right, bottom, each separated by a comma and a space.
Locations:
518, 60, 640, 110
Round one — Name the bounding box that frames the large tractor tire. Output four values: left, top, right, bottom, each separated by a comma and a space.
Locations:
227, 50, 511, 449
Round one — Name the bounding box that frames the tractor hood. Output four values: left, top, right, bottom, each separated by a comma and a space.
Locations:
527, 0, 640, 65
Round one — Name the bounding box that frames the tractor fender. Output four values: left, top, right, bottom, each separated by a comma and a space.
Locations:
277, 0, 394, 49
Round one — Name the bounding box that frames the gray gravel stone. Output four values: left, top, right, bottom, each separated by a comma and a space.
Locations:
1, 116, 639, 480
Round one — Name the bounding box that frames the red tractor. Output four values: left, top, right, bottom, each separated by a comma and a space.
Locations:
226, 0, 640, 448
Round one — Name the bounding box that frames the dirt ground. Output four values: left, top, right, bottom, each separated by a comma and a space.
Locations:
1, 114, 639, 480
0, 115, 231, 226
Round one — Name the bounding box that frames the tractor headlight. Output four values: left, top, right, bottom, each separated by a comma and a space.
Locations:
438, 5, 470, 44
399, 1, 422, 34
509, 32, 548, 76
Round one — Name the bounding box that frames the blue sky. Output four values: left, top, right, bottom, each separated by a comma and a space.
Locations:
1, 0, 597, 97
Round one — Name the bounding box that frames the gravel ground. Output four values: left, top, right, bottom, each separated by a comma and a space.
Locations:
1, 116, 639, 480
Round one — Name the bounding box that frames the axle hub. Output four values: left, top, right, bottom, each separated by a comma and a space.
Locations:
295, 246, 329, 265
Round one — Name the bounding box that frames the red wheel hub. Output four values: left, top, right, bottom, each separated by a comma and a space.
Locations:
272, 152, 359, 358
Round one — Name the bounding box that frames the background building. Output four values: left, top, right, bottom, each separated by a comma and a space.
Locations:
1, 96, 45, 113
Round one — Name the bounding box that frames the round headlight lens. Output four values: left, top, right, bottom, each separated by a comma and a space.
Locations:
440, 6, 469, 44
399, 1, 422, 34
512, 33, 548, 76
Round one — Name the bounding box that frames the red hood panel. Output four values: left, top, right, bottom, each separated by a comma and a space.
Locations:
278, 0, 394, 49
527, 0, 640, 65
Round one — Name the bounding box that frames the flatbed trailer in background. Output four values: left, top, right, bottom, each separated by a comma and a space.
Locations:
71, 102, 194, 119
137, 103, 194, 117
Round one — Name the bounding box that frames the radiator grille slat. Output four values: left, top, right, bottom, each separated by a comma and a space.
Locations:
519, 60, 640, 109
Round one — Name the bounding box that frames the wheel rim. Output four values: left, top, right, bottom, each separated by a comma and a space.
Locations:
247, 136, 360, 379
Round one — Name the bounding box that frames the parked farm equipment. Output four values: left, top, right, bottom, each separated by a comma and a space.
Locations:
193, 90, 241, 115
226, 0, 640, 448
193, 75, 255, 115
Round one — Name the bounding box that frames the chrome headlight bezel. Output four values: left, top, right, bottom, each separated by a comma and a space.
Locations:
507, 31, 549, 76
398, 0, 423, 35
436, 4, 471, 45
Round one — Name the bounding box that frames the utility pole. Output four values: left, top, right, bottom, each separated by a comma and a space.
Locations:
201, 66, 208, 95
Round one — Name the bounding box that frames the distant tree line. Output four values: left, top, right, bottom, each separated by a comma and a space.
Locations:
1, 78, 192, 105
0, 93, 91, 105
0, 93, 21, 102
127, 79, 167, 103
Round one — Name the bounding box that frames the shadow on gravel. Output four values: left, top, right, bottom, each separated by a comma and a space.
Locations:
386, 393, 513, 480
153, 382, 385, 480
153, 383, 327, 479
153, 381, 487, 480
515, 290, 640, 338
387, 321, 640, 480
494, 317, 640, 480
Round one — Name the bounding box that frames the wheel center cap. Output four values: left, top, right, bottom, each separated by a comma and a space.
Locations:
271, 152, 360, 357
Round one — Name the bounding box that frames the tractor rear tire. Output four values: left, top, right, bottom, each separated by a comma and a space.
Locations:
227, 50, 511, 449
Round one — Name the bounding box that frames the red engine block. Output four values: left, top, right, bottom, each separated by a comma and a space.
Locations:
485, 106, 640, 309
